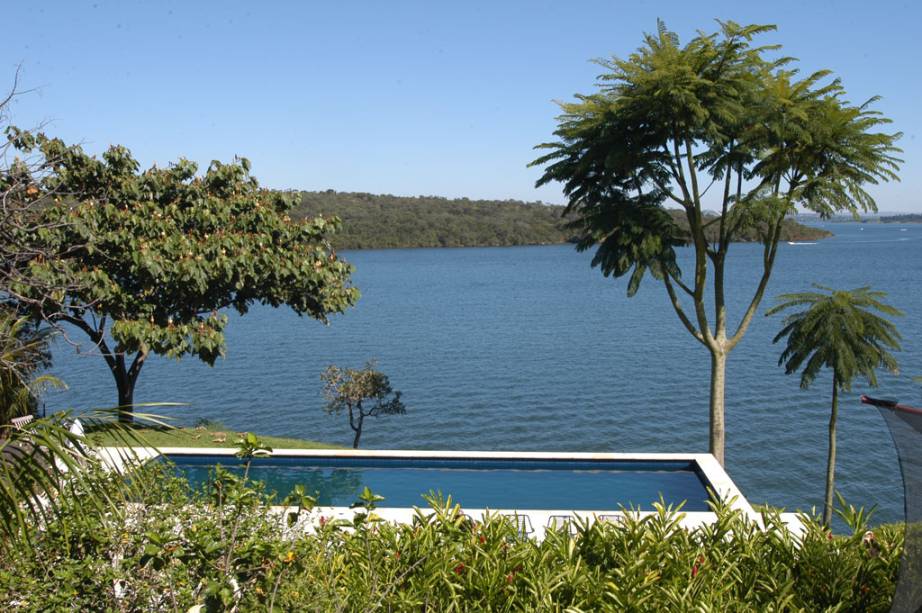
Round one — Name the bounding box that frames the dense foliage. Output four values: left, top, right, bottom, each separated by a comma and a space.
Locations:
0, 457, 900, 611
294, 191, 570, 249
5, 132, 359, 417
530, 20, 901, 465
295, 191, 830, 251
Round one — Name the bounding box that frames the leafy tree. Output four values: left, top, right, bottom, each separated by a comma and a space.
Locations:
321, 362, 406, 448
531, 20, 901, 464
1, 76, 85, 400
767, 285, 902, 525
7, 133, 359, 421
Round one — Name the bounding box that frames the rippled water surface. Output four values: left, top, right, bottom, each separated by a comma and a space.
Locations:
49, 223, 922, 523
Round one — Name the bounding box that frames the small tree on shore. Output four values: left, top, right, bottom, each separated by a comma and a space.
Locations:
321, 362, 405, 449
768, 285, 902, 526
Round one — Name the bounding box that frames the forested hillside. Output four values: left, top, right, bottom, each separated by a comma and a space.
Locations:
293, 192, 566, 249
292, 191, 831, 250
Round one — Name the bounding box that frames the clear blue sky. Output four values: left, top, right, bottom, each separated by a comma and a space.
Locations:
4, 0, 920, 211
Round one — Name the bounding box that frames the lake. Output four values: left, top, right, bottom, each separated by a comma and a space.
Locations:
48, 222, 922, 523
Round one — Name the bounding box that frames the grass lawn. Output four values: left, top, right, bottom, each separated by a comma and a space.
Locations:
87, 424, 344, 450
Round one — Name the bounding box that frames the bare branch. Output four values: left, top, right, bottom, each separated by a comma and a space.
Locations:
663, 273, 706, 346
727, 212, 785, 349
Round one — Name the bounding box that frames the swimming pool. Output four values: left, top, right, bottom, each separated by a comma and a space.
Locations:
162, 450, 729, 512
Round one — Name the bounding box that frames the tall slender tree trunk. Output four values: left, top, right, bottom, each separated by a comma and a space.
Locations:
823, 376, 839, 527
709, 350, 727, 466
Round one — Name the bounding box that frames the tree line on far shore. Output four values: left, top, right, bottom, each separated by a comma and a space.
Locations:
879, 213, 922, 223
292, 190, 831, 250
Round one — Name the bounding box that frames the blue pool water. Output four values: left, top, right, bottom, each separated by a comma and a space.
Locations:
165, 454, 713, 511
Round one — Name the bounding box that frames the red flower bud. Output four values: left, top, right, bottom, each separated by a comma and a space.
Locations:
691, 555, 704, 578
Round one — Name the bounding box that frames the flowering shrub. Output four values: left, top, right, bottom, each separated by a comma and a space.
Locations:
0, 463, 901, 611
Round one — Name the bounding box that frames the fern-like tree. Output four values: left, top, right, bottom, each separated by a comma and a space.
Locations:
531, 20, 902, 465
767, 286, 902, 526
321, 362, 405, 449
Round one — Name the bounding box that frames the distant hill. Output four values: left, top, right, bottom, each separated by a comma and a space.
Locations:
880, 214, 922, 223
293, 192, 567, 249
292, 191, 831, 250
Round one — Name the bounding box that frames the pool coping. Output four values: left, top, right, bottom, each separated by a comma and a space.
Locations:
96, 447, 758, 535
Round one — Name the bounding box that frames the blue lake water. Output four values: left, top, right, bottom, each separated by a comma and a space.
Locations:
166, 455, 711, 510
48, 222, 922, 523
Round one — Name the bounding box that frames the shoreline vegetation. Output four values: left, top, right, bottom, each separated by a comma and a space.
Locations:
87, 422, 343, 450
293, 190, 832, 250
880, 213, 922, 223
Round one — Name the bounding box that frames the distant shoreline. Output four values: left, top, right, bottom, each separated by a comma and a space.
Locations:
292, 190, 831, 251
879, 214, 922, 224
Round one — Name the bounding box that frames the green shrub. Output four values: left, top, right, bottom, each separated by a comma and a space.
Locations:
0, 461, 901, 611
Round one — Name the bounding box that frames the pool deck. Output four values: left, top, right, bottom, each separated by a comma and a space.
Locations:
94, 446, 796, 538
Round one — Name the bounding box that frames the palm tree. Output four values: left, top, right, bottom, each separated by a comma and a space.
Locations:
767, 285, 902, 526
0, 310, 173, 552
0, 310, 58, 425
0, 406, 179, 554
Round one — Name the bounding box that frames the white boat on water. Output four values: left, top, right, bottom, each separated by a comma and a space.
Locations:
787, 241, 817, 245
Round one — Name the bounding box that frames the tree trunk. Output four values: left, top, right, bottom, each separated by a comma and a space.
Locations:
110, 353, 145, 424
823, 376, 839, 527
348, 406, 364, 448
115, 371, 136, 424
709, 350, 727, 466
352, 421, 362, 449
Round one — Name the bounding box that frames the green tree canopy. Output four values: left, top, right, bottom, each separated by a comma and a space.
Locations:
768, 285, 902, 525
531, 20, 902, 464
6, 131, 359, 419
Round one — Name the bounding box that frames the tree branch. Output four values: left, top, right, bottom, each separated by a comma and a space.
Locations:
347, 405, 358, 433
669, 134, 692, 204
651, 177, 687, 207
717, 146, 735, 251
54, 313, 99, 339
669, 273, 695, 298
127, 350, 148, 383
727, 211, 785, 349
663, 274, 706, 346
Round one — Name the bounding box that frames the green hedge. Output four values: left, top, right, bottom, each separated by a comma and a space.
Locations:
0, 463, 900, 611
